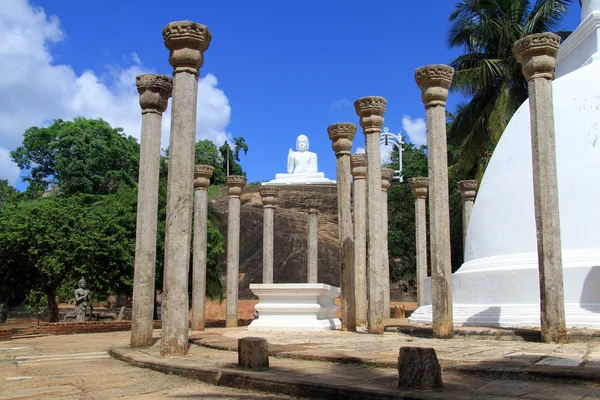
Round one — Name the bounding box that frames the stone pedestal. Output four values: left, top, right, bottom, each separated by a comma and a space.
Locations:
408, 177, 429, 307
381, 168, 394, 318
327, 123, 357, 331
415, 65, 454, 339
226, 175, 247, 328
350, 153, 368, 329
458, 180, 477, 252
191, 165, 214, 331
248, 283, 341, 331
131, 74, 172, 348
161, 20, 211, 357
306, 198, 322, 283
398, 347, 443, 389
259, 187, 279, 284
354, 97, 387, 334
514, 33, 568, 344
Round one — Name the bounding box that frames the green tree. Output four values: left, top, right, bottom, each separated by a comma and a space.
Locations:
0, 191, 138, 321
0, 180, 20, 212
11, 118, 140, 196
194, 137, 248, 185
386, 143, 429, 284
447, 0, 573, 180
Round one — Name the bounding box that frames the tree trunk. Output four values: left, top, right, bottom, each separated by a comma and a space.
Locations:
43, 287, 59, 322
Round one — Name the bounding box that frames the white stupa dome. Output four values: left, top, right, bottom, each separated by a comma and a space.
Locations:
410, 0, 600, 328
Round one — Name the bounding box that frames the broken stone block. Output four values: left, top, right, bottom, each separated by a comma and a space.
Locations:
238, 337, 269, 369
398, 346, 443, 389
391, 305, 406, 318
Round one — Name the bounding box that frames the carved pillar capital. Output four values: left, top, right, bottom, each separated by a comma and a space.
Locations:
226, 175, 247, 198
259, 187, 279, 209
415, 65, 454, 108
327, 122, 357, 156
458, 180, 478, 201
162, 20, 212, 76
136, 74, 172, 114
305, 198, 322, 214
514, 33, 561, 81
350, 153, 367, 179
354, 96, 387, 134
408, 177, 430, 199
193, 164, 214, 190
381, 168, 394, 192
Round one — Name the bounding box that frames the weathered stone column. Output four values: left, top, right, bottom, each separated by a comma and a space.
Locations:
191, 165, 214, 331
458, 180, 478, 252
350, 153, 368, 329
514, 33, 568, 344
381, 168, 394, 318
327, 123, 357, 331
131, 74, 172, 348
306, 198, 322, 283
408, 177, 429, 307
226, 175, 247, 328
259, 187, 279, 284
415, 65, 454, 339
161, 21, 211, 357
354, 96, 387, 334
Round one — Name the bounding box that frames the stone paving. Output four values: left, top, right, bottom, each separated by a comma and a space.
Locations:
213, 327, 600, 369
2, 329, 600, 399
0, 331, 305, 399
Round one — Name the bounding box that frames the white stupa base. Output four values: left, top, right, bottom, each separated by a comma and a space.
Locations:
248, 283, 341, 332
409, 250, 600, 329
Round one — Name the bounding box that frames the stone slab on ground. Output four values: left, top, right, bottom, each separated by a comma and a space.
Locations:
110, 339, 600, 400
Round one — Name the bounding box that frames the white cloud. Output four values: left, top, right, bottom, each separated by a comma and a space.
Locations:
0, 0, 233, 187
329, 97, 351, 114
380, 143, 394, 165
355, 147, 365, 154
0, 149, 21, 186
401, 115, 427, 148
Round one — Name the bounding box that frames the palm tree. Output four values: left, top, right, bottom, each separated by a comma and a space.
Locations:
447, 0, 573, 181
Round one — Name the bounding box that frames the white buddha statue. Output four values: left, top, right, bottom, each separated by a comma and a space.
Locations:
263, 134, 335, 185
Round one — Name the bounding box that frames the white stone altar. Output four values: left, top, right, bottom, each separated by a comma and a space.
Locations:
248, 283, 342, 331
262, 135, 336, 185
410, 2, 600, 329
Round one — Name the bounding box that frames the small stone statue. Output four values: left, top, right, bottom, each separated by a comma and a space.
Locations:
74, 277, 90, 323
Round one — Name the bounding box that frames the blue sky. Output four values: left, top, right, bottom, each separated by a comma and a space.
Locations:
0, 0, 582, 190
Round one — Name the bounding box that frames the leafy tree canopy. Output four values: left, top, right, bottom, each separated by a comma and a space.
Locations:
194, 137, 248, 186
11, 118, 140, 196
447, 0, 573, 180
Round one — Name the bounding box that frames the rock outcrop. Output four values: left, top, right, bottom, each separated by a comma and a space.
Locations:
212, 186, 340, 299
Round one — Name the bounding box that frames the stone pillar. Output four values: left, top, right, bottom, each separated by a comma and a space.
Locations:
306, 198, 322, 283
354, 96, 387, 334
161, 20, 211, 357
381, 168, 394, 318
415, 65, 454, 339
327, 123, 357, 331
514, 33, 568, 344
259, 187, 279, 284
458, 180, 477, 252
131, 74, 172, 348
408, 177, 429, 307
191, 165, 214, 331
226, 175, 247, 328
350, 153, 368, 329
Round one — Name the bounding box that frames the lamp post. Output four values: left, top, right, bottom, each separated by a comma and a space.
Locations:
380, 127, 405, 182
